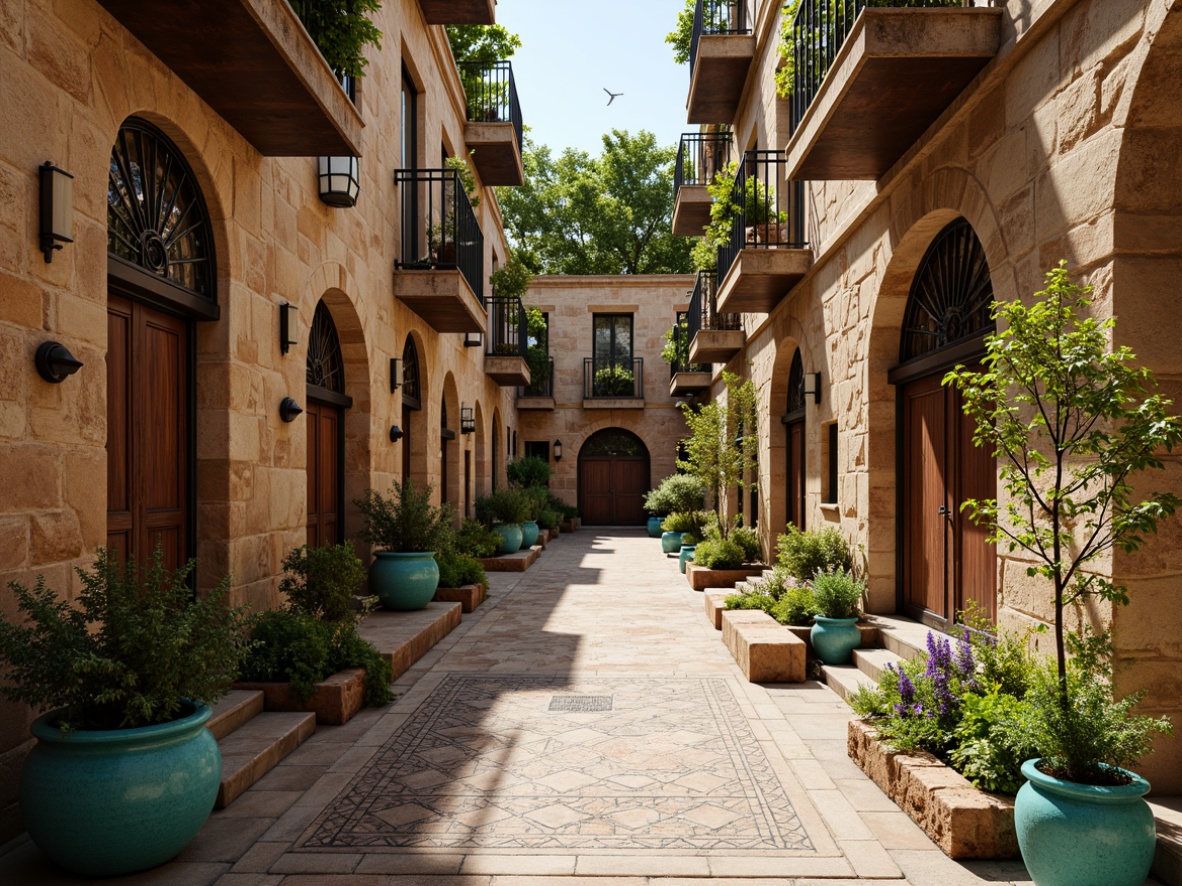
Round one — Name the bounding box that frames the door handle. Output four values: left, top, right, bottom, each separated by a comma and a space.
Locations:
938, 505, 952, 522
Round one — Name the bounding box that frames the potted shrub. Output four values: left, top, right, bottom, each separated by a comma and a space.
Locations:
507, 456, 551, 547
475, 488, 531, 553
0, 549, 251, 876
660, 510, 707, 555
644, 473, 706, 541
808, 567, 865, 665
678, 532, 698, 574
354, 478, 454, 611
946, 262, 1182, 886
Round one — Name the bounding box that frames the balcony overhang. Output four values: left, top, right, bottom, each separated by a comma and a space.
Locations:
465, 123, 524, 186
689, 329, 745, 365
484, 355, 531, 387
516, 395, 555, 411
670, 371, 712, 396
95, 0, 362, 156
672, 185, 712, 237
583, 399, 646, 410
687, 34, 756, 124
786, 8, 1002, 181
418, 0, 495, 24
715, 248, 812, 315
394, 270, 487, 334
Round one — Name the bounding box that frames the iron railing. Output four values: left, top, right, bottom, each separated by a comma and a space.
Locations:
690, 0, 752, 75
716, 150, 807, 286
486, 295, 529, 358
789, 0, 970, 133
457, 60, 523, 150
584, 357, 644, 400
687, 270, 740, 349
393, 167, 484, 300
669, 310, 707, 377
674, 131, 733, 197
518, 356, 553, 399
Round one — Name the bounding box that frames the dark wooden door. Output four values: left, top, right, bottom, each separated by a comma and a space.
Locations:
307, 399, 342, 546
786, 418, 805, 531
954, 385, 997, 621
613, 458, 647, 524
106, 294, 190, 570
402, 404, 413, 481
580, 459, 614, 524
579, 456, 647, 524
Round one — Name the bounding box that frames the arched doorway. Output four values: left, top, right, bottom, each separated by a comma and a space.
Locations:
578, 428, 650, 525
401, 336, 422, 482
106, 118, 217, 570
888, 219, 996, 627
783, 349, 807, 531
307, 301, 351, 546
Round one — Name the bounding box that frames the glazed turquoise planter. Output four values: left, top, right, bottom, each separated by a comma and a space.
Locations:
370, 550, 439, 611
1015, 758, 1155, 886
493, 522, 523, 554
809, 616, 861, 664
661, 531, 684, 554
647, 516, 664, 538
520, 520, 540, 548
679, 544, 696, 574
20, 701, 219, 876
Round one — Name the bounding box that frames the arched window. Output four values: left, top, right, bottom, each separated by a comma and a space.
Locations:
307, 301, 345, 395
107, 118, 215, 300
402, 337, 421, 410
786, 348, 805, 415
581, 428, 647, 457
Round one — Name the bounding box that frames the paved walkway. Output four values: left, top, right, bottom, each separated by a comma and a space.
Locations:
1, 529, 1041, 885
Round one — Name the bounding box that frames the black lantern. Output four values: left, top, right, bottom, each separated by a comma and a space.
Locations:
802, 372, 822, 405
34, 341, 83, 383
279, 397, 303, 423
461, 405, 475, 434
317, 156, 360, 207
40, 162, 74, 263
553, 439, 563, 461
389, 425, 405, 442
279, 303, 298, 354
390, 357, 402, 393
464, 332, 482, 348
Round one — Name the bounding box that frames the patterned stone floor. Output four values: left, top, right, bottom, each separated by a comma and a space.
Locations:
0, 528, 1058, 884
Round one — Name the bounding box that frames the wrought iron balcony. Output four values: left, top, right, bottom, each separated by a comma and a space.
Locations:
673, 131, 733, 236
687, 270, 744, 365
459, 61, 525, 186
484, 295, 531, 386
518, 357, 554, 406
584, 358, 644, 402
785, 0, 1002, 179
668, 310, 711, 396
393, 168, 486, 333
687, 0, 756, 123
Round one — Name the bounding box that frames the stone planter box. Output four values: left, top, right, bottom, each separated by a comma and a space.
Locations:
685, 562, 765, 591
562, 518, 579, 532
847, 719, 1018, 860
433, 582, 486, 613
234, 668, 365, 726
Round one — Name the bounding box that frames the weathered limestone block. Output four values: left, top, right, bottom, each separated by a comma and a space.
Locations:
721, 609, 806, 683
686, 563, 766, 591
433, 582, 486, 613
234, 668, 365, 726
704, 590, 731, 629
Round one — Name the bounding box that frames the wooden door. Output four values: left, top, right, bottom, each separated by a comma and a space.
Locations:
307, 399, 342, 546
580, 459, 614, 524
579, 456, 647, 524
613, 458, 647, 524
106, 294, 190, 570
786, 419, 805, 531
953, 386, 997, 621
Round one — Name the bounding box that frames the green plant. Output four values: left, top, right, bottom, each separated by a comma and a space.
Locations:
644, 474, 707, 517
680, 532, 699, 546
661, 510, 709, 536
773, 585, 817, 626
946, 261, 1182, 783
475, 488, 531, 525
593, 364, 635, 397
279, 543, 367, 624
810, 568, 864, 619
775, 525, 852, 581
455, 518, 502, 557
948, 691, 1039, 795
0, 548, 252, 732
436, 549, 487, 589
354, 479, 454, 553
661, 315, 699, 370
537, 507, 561, 531
725, 589, 776, 614
291, 0, 382, 80
694, 538, 745, 570
490, 255, 534, 301
730, 526, 762, 563
507, 455, 551, 488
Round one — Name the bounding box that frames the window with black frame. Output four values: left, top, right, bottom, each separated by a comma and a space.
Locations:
591, 314, 635, 397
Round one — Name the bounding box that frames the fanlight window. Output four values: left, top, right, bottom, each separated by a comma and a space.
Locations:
787, 348, 805, 415
402, 337, 421, 410
581, 428, 646, 458
306, 301, 345, 394
107, 118, 215, 298
900, 219, 994, 363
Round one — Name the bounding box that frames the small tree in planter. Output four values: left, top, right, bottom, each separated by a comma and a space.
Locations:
946, 262, 1181, 886
645, 473, 707, 541
475, 488, 532, 553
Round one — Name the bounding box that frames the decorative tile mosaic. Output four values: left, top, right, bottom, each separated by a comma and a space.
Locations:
298, 675, 815, 852
548, 695, 613, 712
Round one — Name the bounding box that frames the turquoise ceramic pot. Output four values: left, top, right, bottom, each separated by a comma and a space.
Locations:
647, 516, 664, 538
1015, 758, 1155, 886
809, 616, 861, 664
370, 550, 439, 611
520, 520, 540, 548
661, 531, 684, 554
679, 544, 696, 574
493, 522, 523, 554
20, 701, 219, 876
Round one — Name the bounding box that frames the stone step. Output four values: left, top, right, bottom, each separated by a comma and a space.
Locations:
207, 689, 264, 741
358, 601, 462, 682
822, 664, 876, 702
216, 711, 316, 809
721, 609, 806, 683
871, 614, 947, 663
852, 647, 904, 683
1150, 798, 1182, 885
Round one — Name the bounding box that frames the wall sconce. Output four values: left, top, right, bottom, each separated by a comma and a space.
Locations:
279, 303, 298, 354
279, 397, 303, 423
802, 372, 822, 406
464, 332, 482, 348
553, 439, 563, 461
34, 341, 83, 383
390, 357, 402, 393
389, 425, 404, 442
317, 156, 360, 207
461, 405, 475, 434
40, 162, 74, 263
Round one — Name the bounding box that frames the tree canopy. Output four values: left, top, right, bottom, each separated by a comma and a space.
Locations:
497, 130, 694, 276
446, 24, 521, 66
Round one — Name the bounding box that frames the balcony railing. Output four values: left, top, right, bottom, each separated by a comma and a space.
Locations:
486, 295, 528, 358
716, 151, 807, 286
584, 358, 644, 400
458, 61, 523, 150
789, 0, 969, 134
675, 131, 733, 194
519, 357, 554, 398
669, 311, 707, 377
394, 167, 484, 300
687, 270, 740, 344
690, 0, 752, 75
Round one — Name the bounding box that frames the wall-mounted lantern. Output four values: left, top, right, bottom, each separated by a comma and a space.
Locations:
802, 372, 822, 406
553, 439, 563, 462
279, 397, 303, 423
40, 162, 74, 263
34, 341, 82, 383
317, 156, 360, 207
389, 425, 405, 442
461, 405, 475, 434
464, 332, 482, 348
279, 303, 298, 354
390, 357, 402, 393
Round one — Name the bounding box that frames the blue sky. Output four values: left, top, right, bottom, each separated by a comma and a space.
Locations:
496, 0, 691, 157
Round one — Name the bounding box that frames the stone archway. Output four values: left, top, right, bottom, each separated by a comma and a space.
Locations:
577, 428, 651, 525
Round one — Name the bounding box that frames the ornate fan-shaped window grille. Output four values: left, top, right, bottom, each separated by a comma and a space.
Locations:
402, 337, 421, 410
107, 118, 215, 298
306, 302, 345, 394
581, 428, 647, 458
900, 219, 994, 363
786, 348, 805, 414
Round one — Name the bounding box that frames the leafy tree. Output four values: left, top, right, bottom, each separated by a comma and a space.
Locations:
292, 0, 383, 79
446, 24, 521, 66
497, 131, 694, 275
666, 0, 695, 65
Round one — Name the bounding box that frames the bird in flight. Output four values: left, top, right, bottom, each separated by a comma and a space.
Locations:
603, 88, 623, 106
